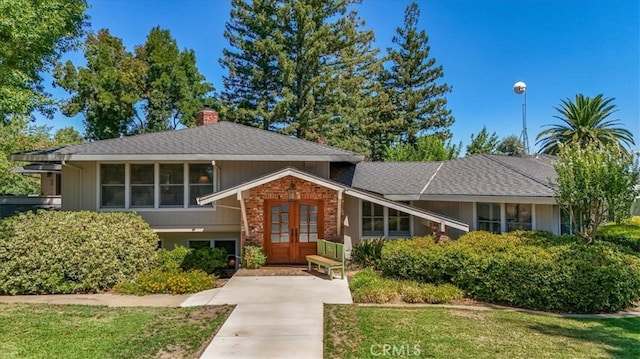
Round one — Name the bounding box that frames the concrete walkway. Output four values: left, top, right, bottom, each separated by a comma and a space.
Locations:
0, 292, 188, 307
181, 276, 353, 359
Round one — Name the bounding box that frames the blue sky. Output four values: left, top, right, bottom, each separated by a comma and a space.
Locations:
41, 0, 640, 153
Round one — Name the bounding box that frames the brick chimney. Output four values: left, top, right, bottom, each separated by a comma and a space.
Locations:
195, 108, 219, 126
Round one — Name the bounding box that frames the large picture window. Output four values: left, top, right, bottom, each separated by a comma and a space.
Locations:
99, 163, 216, 209
100, 164, 125, 208
506, 204, 532, 231
477, 203, 501, 233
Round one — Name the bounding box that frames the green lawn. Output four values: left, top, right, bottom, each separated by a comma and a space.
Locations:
325, 305, 640, 359
0, 303, 232, 359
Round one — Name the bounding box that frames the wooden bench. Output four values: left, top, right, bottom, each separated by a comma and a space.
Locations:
306, 239, 345, 280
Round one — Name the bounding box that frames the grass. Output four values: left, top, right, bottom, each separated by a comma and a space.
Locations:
349, 268, 464, 304
325, 305, 640, 359
0, 303, 232, 359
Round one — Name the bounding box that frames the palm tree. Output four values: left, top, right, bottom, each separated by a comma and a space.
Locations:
536, 94, 635, 155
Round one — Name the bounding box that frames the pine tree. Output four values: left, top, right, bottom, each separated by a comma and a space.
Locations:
220, 0, 282, 130
313, 11, 391, 158
383, 1, 454, 145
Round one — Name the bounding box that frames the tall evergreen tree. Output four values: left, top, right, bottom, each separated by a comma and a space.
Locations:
220, 0, 281, 129
466, 126, 499, 155
382, 1, 454, 145
314, 11, 392, 158
221, 0, 389, 157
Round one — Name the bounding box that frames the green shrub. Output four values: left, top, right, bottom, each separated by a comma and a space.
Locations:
380, 232, 640, 313
182, 247, 228, 275
242, 245, 266, 269
597, 217, 640, 252
113, 269, 216, 295
351, 237, 386, 268
349, 269, 464, 304
156, 246, 191, 272
0, 211, 158, 295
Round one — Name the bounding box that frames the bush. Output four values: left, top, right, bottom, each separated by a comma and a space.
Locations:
242, 245, 266, 269
598, 217, 640, 252
349, 268, 464, 304
182, 247, 228, 275
380, 232, 640, 313
113, 269, 216, 295
351, 237, 386, 269
0, 211, 158, 295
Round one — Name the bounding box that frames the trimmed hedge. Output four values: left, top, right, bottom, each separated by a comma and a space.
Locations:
0, 210, 158, 295
380, 232, 640, 313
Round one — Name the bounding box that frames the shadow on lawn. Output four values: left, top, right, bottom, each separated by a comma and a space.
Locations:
528, 317, 640, 359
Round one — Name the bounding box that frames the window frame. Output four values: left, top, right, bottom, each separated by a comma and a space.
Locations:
97, 162, 219, 211
505, 203, 532, 231
360, 200, 412, 238
477, 202, 501, 233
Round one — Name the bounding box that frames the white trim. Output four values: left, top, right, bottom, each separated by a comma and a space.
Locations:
197, 166, 469, 233
154, 228, 205, 233
531, 204, 537, 231
386, 194, 557, 205
500, 203, 507, 233
420, 162, 443, 195
239, 191, 250, 236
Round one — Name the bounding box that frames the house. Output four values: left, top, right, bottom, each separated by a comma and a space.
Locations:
9, 109, 563, 264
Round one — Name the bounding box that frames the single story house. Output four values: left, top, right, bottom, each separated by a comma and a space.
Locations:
9, 109, 564, 264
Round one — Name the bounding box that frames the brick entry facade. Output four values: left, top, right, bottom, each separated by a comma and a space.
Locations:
240, 176, 341, 261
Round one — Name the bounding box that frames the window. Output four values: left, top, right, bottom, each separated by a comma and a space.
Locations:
477, 203, 501, 233
160, 164, 184, 207
99, 162, 216, 209
187, 240, 211, 249
506, 204, 532, 231
130, 164, 154, 208
100, 164, 125, 207
189, 164, 214, 206
388, 208, 410, 236
362, 201, 384, 236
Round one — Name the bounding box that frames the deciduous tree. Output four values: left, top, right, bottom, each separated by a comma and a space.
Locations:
0, 0, 87, 121
553, 142, 639, 243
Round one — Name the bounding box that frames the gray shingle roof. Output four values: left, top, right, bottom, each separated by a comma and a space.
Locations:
10, 121, 364, 162
351, 154, 557, 198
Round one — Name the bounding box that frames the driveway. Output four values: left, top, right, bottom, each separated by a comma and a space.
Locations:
182, 275, 353, 359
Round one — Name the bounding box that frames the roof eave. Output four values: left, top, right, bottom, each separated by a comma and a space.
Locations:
418, 194, 556, 204
9, 153, 365, 163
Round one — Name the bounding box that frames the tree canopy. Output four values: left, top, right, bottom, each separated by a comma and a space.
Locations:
466, 126, 499, 155
384, 135, 461, 162
382, 1, 454, 145
536, 94, 635, 155
553, 142, 639, 242
54, 27, 213, 140
0, 0, 87, 121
